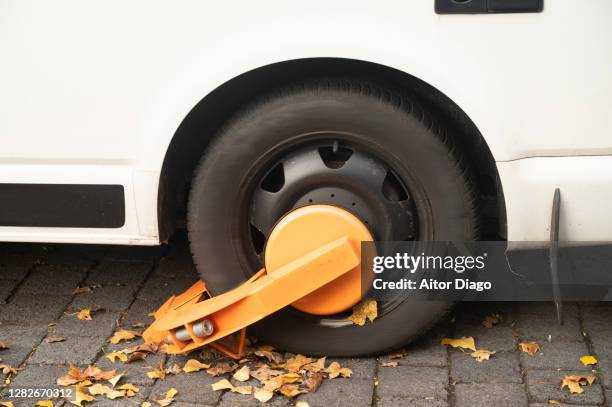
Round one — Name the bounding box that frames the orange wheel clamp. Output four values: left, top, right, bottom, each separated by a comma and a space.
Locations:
143, 205, 373, 358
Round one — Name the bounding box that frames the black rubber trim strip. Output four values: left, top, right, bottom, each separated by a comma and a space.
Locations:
0, 183, 125, 228
435, 0, 543, 14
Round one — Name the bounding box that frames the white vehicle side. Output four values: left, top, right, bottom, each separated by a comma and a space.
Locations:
1, 0, 610, 244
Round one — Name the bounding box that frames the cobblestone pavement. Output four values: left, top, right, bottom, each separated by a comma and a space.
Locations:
1, 237, 611, 406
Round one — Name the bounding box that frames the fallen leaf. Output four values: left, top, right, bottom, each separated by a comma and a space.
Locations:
232, 385, 252, 395
441, 337, 477, 352
108, 372, 124, 387
561, 375, 595, 394
182, 359, 210, 373
348, 299, 378, 326
263, 375, 284, 392
519, 342, 540, 356
548, 400, 560, 405
386, 350, 407, 359
303, 372, 323, 391
278, 384, 304, 398
212, 379, 234, 391
254, 346, 284, 364
580, 355, 597, 366
141, 403, 152, 407
106, 352, 128, 363
286, 354, 314, 372
117, 383, 140, 396
154, 388, 178, 407
233, 365, 250, 382
0, 342, 9, 350
302, 357, 326, 373
0, 402, 14, 407
73, 286, 93, 294
296, 402, 310, 407
481, 313, 501, 328
206, 362, 235, 377
88, 383, 112, 396
69, 386, 95, 406
253, 387, 274, 403
382, 361, 399, 367
146, 368, 166, 380
77, 308, 94, 321
471, 349, 496, 362
127, 351, 149, 363
109, 330, 141, 344
0, 364, 17, 375
35, 402, 53, 407
132, 322, 146, 328
326, 361, 352, 379
45, 336, 66, 344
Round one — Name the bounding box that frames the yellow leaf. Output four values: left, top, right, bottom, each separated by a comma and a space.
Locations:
182, 359, 210, 373
253, 387, 274, 403
232, 365, 250, 382
441, 337, 477, 352
302, 357, 326, 373
108, 372, 125, 387
231, 385, 252, 395
561, 375, 595, 394
278, 384, 304, 398
519, 342, 540, 356
154, 388, 178, 407
35, 401, 53, 407
296, 402, 310, 407
105, 389, 126, 400
69, 387, 95, 406
470, 349, 496, 362
211, 379, 234, 391
286, 354, 314, 372
0, 342, 10, 350
0, 402, 15, 407
326, 361, 352, 378
76, 308, 94, 321
141, 403, 152, 407
106, 352, 128, 363
382, 361, 399, 367
348, 299, 378, 326
117, 383, 140, 394
88, 383, 112, 396
109, 330, 141, 344
580, 355, 598, 366
548, 400, 560, 405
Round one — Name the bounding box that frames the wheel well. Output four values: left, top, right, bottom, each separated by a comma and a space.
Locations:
158, 58, 506, 242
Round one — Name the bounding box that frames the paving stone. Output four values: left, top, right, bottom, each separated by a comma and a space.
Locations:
103, 246, 164, 262
16, 266, 85, 296
52, 311, 121, 338
121, 298, 160, 328
68, 286, 136, 312
4, 363, 66, 390
163, 403, 212, 407
388, 336, 447, 367
36, 257, 93, 275
0, 294, 72, 322
297, 378, 374, 407
137, 272, 198, 302
149, 369, 221, 405
83, 386, 151, 406
520, 340, 591, 371
516, 302, 579, 319
607, 389, 612, 406
29, 335, 106, 365
86, 261, 153, 287
0, 253, 39, 280
452, 302, 516, 327
531, 404, 598, 407
581, 303, 612, 346
375, 396, 449, 407
450, 351, 521, 383
220, 389, 291, 407
525, 369, 604, 405
592, 343, 612, 388
331, 357, 376, 379
0, 321, 48, 366
0, 279, 18, 304
514, 313, 583, 342
453, 324, 518, 352
455, 383, 528, 407
377, 365, 448, 400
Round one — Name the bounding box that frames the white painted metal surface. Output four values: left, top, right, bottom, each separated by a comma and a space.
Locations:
0, 0, 610, 244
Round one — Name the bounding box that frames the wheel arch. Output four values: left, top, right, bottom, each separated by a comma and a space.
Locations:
158, 58, 506, 242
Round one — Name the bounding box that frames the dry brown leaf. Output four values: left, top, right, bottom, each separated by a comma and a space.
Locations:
211, 379, 234, 391
481, 313, 501, 328
132, 322, 146, 328
580, 355, 597, 366
127, 351, 149, 363
34, 401, 53, 407
109, 330, 141, 344
232, 385, 253, 395
69, 386, 95, 406
382, 361, 399, 367
263, 375, 284, 392
548, 400, 560, 404
206, 362, 235, 377
182, 359, 210, 373
76, 308, 94, 321
73, 286, 93, 295
254, 347, 284, 364
0, 402, 15, 407
154, 388, 178, 407
519, 342, 540, 356
561, 375, 595, 394
470, 349, 496, 362
0, 364, 17, 375
386, 350, 407, 359
348, 299, 378, 326
282, 372, 302, 384
141, 403, 152, 407
233, 365, 250, 382
88, 383, 111, 396
166, 363, 182, 376
278, 384, 305, 398
108, 372, 124, 387
45, 336, 66, 344
296, 402, 310, 407
441, 337, 477, 352
106, 352, 128, 363
0, 342, 9, 350
286, 354, 314, 372
146, 368, 166, 380
253, 387, 274, 403
303, 372, 323, 392
326, 361, 352, 379
302, 357, 326, 373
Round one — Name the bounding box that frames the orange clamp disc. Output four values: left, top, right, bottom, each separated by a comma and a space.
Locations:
264, 204, 373, 315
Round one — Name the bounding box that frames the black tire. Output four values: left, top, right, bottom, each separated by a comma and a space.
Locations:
188, 80, 478, 356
